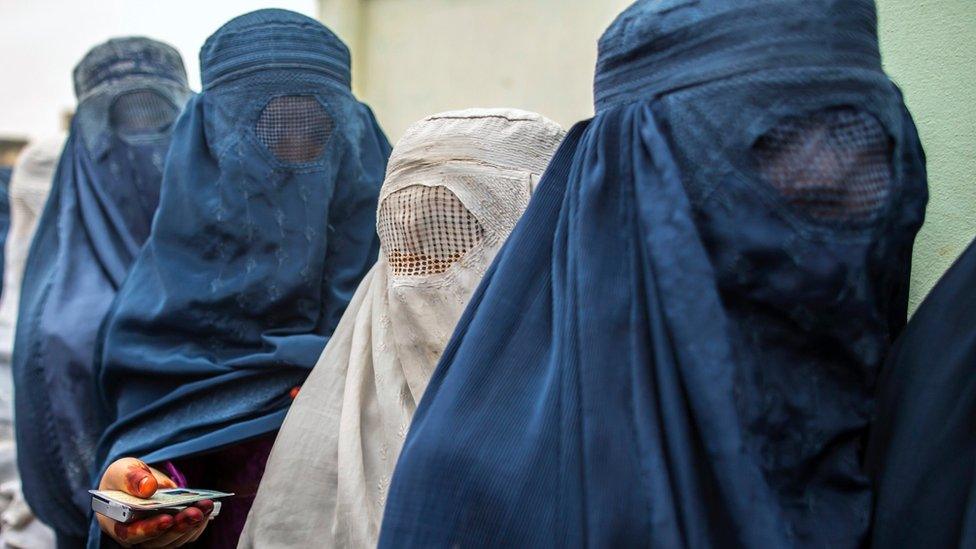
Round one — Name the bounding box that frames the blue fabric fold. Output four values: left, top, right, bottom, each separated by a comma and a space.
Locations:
867, 238, 976, 548
90, 9, 390, 547
0, 167, 10, 300
12, 37, 191, 543
379, 1, 928, 547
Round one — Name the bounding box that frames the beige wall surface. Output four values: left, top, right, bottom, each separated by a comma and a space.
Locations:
321, 0, 632, 139
322, 0, 976, 310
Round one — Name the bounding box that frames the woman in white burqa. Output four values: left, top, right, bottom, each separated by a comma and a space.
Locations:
240, 108, 564, 548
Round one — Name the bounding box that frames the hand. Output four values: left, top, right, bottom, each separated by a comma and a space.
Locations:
96, 457, 213, 548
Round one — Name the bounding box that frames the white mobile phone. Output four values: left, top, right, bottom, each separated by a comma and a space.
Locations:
90, 488, 233, 523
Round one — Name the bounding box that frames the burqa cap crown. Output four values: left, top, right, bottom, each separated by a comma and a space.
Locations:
73, 37, 188, 100
386, 108, 564, 182
200, 9, 352, 90
594, 0, 884, 111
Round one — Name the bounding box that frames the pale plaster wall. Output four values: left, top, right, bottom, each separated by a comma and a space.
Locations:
877, 0, 976, 310
320, 0, 632, 139
321, 0, 976, 310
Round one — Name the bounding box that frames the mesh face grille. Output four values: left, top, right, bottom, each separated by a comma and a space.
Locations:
378, 185, 485, 277
256, 95, 332, 163
754, 108, 893, 224
109, 90, 178, 135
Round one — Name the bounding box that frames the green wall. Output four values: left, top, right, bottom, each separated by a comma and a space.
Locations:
878, 0, 976, 311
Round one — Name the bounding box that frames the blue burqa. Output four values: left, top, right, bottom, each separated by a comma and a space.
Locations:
12, 37, 191, 545
90, 9, 390, 546
866, 238, 976, 548
379, 1, 928, 547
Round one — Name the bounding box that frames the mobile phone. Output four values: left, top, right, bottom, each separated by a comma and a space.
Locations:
90, 488, 233, 523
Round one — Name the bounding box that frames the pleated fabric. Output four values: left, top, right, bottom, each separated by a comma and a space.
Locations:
866, 238, 976, 548
240, 109, 563, 549
12, 38, 191, 543
379, 1, 928, 547
90, 9, 390, 546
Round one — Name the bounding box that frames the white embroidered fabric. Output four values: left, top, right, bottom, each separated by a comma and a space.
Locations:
240, 109, 564, 549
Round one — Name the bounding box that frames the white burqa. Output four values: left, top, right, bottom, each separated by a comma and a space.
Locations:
0, 135, 63, 549
240, 109, 564, 548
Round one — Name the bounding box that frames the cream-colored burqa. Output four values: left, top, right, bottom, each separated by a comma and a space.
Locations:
240, 109, 564, 548
0, 135, 63, 549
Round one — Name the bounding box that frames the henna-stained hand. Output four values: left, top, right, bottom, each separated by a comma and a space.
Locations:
95, 457, 213, 548
138, 500, 213, 548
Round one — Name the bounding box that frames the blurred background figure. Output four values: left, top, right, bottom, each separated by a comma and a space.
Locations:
0, 143, 26, 171
0, 135, 64, 549
0, 135, 65, 368
11, 37, 191, 546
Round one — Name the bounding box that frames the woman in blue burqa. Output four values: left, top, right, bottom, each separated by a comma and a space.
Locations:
378, 0, 928, 547
12, 37, 192, 547
88, 9, 390, 548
